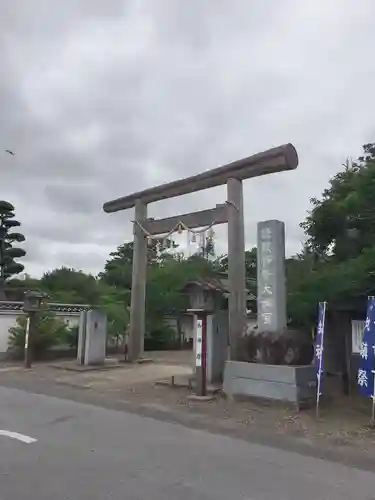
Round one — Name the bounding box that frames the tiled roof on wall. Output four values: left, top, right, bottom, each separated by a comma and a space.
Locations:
0, 301, 91, 313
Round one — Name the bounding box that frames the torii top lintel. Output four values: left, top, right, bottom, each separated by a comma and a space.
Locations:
103, 143, 298, 213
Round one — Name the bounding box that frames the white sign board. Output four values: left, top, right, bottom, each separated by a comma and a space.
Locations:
195, 319, 203, 367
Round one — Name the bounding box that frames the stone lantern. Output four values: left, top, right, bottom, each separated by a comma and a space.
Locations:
184, 281, 223, 313
23, 290, 48, 313
182, 279, 227, 397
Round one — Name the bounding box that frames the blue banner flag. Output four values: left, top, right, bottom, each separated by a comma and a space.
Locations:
315, 302, 326, 401
357, 297, 375, 397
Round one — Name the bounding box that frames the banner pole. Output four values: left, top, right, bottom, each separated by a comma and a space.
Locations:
365, 296, 375, 425
316, 301, 327, 420
356, 296, 375, 424
371, 369, 375, 426
369, 297, 375, 426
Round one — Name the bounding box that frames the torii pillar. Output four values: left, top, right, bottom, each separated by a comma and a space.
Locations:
128, 199, 148, 361
227, 177, 246, 359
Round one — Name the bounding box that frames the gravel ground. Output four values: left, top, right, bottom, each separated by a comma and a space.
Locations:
92, 378, 375, 452
2, 354, 375, 456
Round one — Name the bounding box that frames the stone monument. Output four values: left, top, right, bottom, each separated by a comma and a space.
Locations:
223, 220, 315, 409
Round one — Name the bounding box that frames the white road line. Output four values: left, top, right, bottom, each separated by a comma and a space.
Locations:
0, 430, 37, 444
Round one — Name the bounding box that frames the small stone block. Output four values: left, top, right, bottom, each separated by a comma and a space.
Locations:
187, 394, 215, 402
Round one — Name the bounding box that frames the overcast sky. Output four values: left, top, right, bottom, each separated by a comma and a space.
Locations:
1, 0, 374, 277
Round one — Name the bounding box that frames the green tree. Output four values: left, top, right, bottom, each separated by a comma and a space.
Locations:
100, 287, 130, 344
7, 274, 40, 291
39, 267, 103, 304
146, 256, 214, 318
145, 255, 215, 343
99, 237, 216, 344
0, 201, 26, 296
99, 238, 178, 290
301, 143, 375, 262
287, 142, 375, 326
215, 247, 257, 281
99, 242, 134, 290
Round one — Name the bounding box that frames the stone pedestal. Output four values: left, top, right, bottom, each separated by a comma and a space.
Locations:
223, 361, 316, 409
207, 311, 229, 383
77, 309, 107, 366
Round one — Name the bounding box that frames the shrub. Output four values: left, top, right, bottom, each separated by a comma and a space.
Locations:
144, 324, 176, 351
8, 311, 72, 358
64, 325, 79, 348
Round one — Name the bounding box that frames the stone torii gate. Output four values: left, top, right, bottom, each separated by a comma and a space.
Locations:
103, 143, 298, 362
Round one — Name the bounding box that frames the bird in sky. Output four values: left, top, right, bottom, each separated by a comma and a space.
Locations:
4, 149, 16, 156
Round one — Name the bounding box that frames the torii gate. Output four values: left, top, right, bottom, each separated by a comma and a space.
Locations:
103, 143, 298, 361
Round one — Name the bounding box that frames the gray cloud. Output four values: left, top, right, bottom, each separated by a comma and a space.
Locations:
1, 0, 375, 276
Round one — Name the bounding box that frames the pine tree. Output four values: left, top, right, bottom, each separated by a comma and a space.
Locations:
0, 201, 26, 297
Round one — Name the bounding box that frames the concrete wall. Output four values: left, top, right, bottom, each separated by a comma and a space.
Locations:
324, 312, 367, 383
322, 311, 349, 375
0, 311, 20, 354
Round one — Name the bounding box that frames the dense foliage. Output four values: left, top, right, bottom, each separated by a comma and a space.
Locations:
288, 142, 375, 325
302, 143, 375, 261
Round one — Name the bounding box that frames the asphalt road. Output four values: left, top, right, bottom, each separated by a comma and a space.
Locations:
1, 386, 375, 500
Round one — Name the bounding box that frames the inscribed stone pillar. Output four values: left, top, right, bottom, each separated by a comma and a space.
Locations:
128, 199, 148, 361
84, 310, 107, 365
257, 220, 287, 333
77, 309, 107, 365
